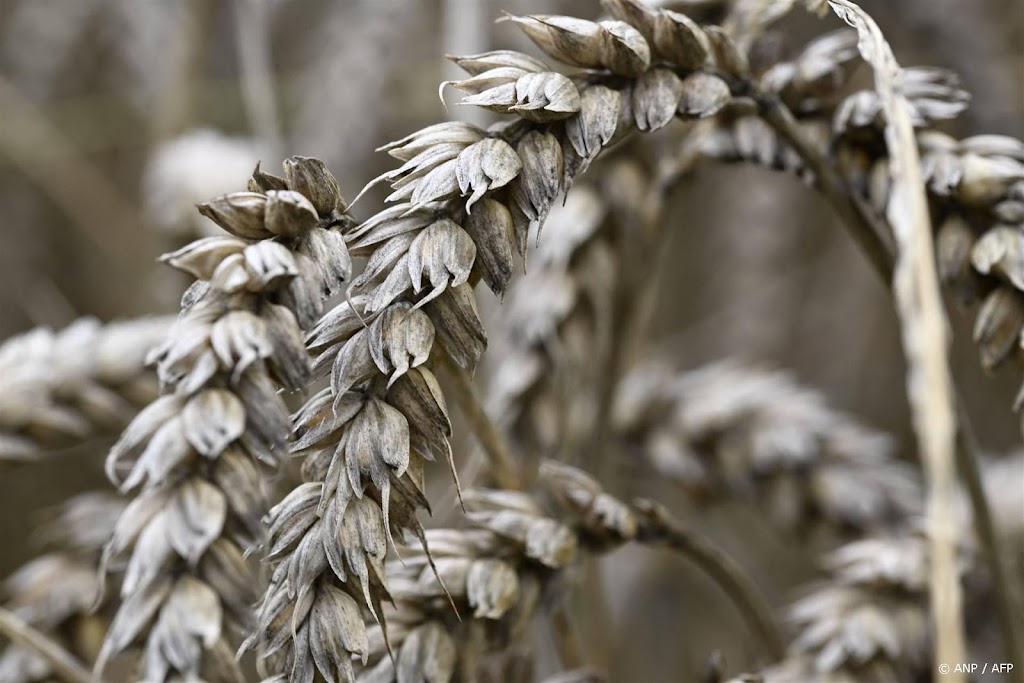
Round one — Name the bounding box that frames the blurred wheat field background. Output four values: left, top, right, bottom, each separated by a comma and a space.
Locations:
0, 1, 1022, 682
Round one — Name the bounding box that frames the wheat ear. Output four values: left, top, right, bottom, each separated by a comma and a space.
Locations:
616, 359, 920, 532
0, 493, 124, 683
732, 451, 1023, 683
96, 157, 353, 680
0, 316, 172, 466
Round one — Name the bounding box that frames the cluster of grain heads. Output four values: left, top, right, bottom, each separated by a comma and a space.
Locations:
0, 317, 171, 466
246, 3, 753, 680
923, 135, 1024, 396
0, 494, 125, 682
96, 157, 352, 681
729, 452, 1024, 683
614, 360, 920, 532
353, 461, 635, 682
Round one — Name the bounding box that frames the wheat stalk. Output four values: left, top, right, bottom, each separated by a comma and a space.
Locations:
0, 316, 171, 466
95, 157, 353, 680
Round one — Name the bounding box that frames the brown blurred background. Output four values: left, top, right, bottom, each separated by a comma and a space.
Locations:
0, 0, 1020, 680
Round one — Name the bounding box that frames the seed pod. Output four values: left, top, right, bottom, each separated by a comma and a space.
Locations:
507, 15, 605, 69
833, 90, 882, 133
460, 82, 519, 112
456, 138, 522, 211
347, 204, 435, 253
791, 29, 859, 96
264, 190, 320, 237
449, 50, 548, 76
308, 583, 368, 680
380, 122, 485, 161
540, 460, 638, 545
387, 366, 452, 462
601, 0, 658, 45
462, 198, 515, 295
404, 158, 461, 207
511, 131, 564, 232
369, 302, 436, 387
597, 20, 650, 77
209, 311, 272, 380
242, 241, 300, 290
298, 227, 352, 296
395, 622, 457, 683
511, 72, 582, 122
632, 67, 684, 132
182, 390, 245, 457
704, 25, 749, 77
922, 150, 963, 197
167, 479, 228, 562
971, 225, 1024, 290
407, 219, 477, 306
443, 67, 530, 97
161, 236, 248, 281
678, 72, 730, 118
974, 287, 1024, 371
197, 192, 272, 240
653, 10, 708, 69
959, 135, 1024, 161
935, 215, 978, 304
424, 283, 487, 371
466, 559, 519, 619
994, 200, 1024, 224
565, 85, 621, 163
283, 156, 346, 216
247, 162, 288, 193
956, 154, 1024, 207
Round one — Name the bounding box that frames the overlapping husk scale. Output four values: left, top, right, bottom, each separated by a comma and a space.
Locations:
353, 461, 635, 682
730, 453, 1024, 683
250, 3, 751, 680
615, 360, 921, 532
0, 316, 172, 465
96, 157, 353, 681
0, 493, 125, 682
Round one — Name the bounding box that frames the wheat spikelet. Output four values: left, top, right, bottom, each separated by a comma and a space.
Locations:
0, 493, 124, 683
95, 157, 353, 680
615, 360, 920, 532
0, 316, 172, 466
729, 452, 1023, 683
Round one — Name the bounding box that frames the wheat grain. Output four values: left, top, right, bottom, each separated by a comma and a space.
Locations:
0, 317, 172, 466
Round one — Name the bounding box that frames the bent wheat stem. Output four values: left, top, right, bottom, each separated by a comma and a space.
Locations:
633, 499, 786, 661
0, 609, 89, 683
